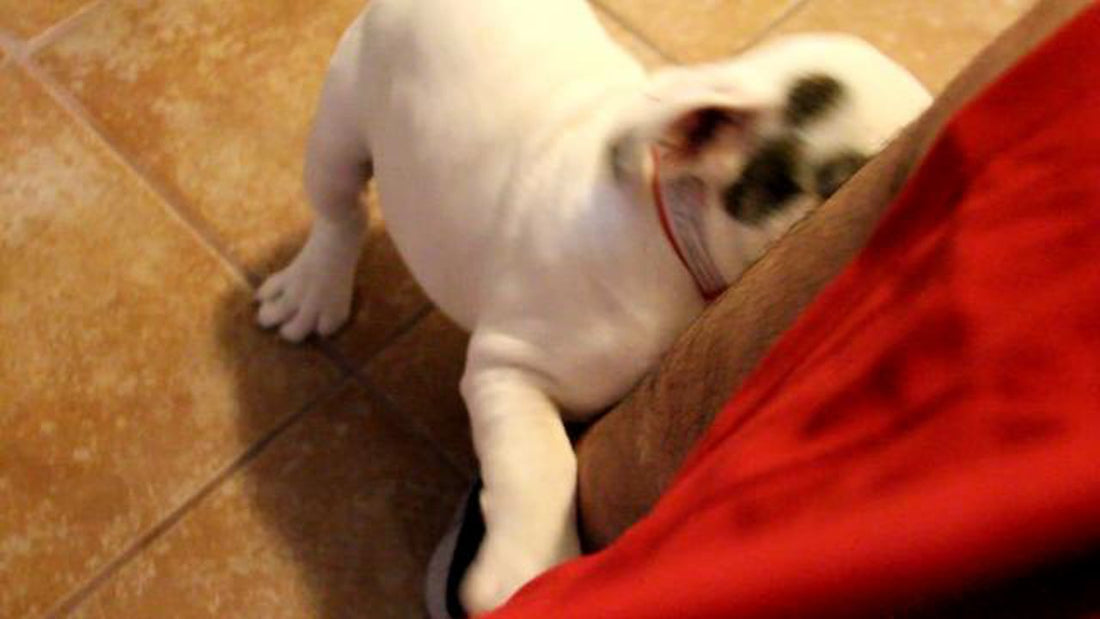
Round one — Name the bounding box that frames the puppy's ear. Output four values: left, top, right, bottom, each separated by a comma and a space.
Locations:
659, 105, 757, 165
610, 92, 768, 188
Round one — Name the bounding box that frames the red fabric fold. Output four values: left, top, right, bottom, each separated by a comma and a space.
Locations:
487, 5, 1100, 617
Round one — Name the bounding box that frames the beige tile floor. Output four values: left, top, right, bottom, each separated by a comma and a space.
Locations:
0, 0, 1031, 616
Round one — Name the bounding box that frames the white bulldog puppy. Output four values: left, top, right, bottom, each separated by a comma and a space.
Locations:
256, 0, 931, 612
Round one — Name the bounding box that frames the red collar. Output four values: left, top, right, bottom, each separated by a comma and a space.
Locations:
649, 149, 727, 303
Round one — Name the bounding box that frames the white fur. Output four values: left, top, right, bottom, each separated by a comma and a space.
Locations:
256, 1, 930, 612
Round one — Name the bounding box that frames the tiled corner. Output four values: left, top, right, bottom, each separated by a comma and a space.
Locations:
595, 0, 805, 62
32, 0, 430, 363
770, 0, 1034, 92
0, 0, 96, 39
362, 311, 475, 475
0, 66, 342, 617
64, 384, 467, 619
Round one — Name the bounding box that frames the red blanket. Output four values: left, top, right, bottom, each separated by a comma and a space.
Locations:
488, 6, 1100, 617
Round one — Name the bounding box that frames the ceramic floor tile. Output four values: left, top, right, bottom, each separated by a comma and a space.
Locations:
0, 29, 12, 60
0, 0, 95, 39
362, 311, 474, 474
593, 5, 669, 69
0, 66, 342, 617
34, 0, 429, 364
66, 384, 466, 619
595, 0, 804, 62
771, 0, 1034, 92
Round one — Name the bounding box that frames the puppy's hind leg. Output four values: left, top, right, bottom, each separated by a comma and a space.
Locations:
257, 52, 371, 342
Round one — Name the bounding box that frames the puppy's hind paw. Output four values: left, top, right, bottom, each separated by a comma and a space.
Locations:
255, 229, 359, 342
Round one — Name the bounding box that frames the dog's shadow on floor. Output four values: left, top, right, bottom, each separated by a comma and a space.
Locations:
215, 234, 471, 618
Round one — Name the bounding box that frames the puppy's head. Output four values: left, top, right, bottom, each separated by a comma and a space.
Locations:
610, 33, 932, 282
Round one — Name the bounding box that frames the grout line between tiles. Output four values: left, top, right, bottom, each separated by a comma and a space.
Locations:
25, 0, 107, 56
41, 375, 358, 619
310, 301, 475, 478
353, 371, 472, 482
16, 58, 254, 290
733, 0, 814, 55
314, 301, 434, 375
38, 302, 442, 616
589, 0, 678, 64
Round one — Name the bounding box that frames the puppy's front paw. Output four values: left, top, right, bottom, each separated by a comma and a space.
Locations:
458, 528, 579, 615
459, 545, 531, 615
256, 227, 361, 342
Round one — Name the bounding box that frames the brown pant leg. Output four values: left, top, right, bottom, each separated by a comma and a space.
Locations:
576, 0, 1096, 550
